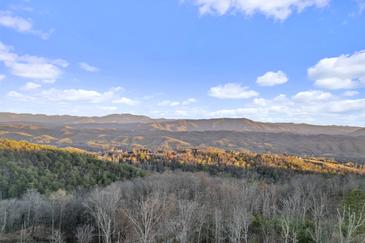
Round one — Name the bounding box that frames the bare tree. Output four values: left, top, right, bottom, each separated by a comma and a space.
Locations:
279, 194, 303, 243
76, 225, 94, 243
258, 186, 278, 243
227, 206, 252, 243
22, 189, 46, 236
308, 194, 327, 243
195, 205, 207, 243
0, 200, 10, 234
0, 199, 16, 241
213, 208, 224, 243
170, 199, 199, 243
337, 206, 365, 243
84, 187, 121, 243
123, 192, 169, 243
48, 188, 72, 242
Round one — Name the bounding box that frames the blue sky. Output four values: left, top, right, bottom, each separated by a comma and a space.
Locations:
1, 0, 365, 125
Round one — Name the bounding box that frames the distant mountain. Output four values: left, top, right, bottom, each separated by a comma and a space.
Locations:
0, 112, 155, 125
148, 118, 360, 135
1, 112, 360, 135
0, 112, 364, 162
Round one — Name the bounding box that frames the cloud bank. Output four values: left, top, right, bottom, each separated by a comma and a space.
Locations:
189, 0, 329, 20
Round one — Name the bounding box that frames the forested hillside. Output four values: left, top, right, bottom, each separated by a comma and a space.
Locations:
0, 140, 365, 242
0, 139, 144, 199
101, 147, 365, 178
1, 138, 363, 201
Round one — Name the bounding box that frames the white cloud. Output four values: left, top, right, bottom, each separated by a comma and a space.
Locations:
42, 79, 56, 84
253, 98, 267, 106
112, 97, 139, 106
158, 98, 197, 107
0, 41, 68, 81
8, 87, 123, 104
326, 99, 365, 113
189, 0, 329, 20
79, 62, 100, 72
39, 89, 107, 103
158, 100, 180, 107
292, 90, 333, 103
5, 86, 144, 116
7, 90, 35, 101
0, 11, 32, 32
182, 98, 197, 105
0, 11, 52, 40
256, 70, 288, 86
209, 83, 258, 99
22, 82, 41, 91
209, 91, 365, 125
273, 94, 290, 102
308, 50, 365, 90
0, 74, 5, 81
343, 90, 359, 97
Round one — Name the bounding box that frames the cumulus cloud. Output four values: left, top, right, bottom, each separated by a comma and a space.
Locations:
0, 41, 68, 81
189, 0, 329, 20
112, 97, 139, 106
0, 74, 5, 81
0, 11, 53, 40
8, 87, 123, 104
256, 70, 288, 86
7, 90, 35, 101
209, 90, 365, 125
326, 99, 365, 113
40, 89, 115, 103
158, 98, 197, 107
292, 90, 333, 103
182, 98, 197, 105
79, 62, 100, 72
343, 90, 359, 97
22, 82, 41, 91
209, 83, 258, 99
308, 50, 365, 90
159, 90, 365, 125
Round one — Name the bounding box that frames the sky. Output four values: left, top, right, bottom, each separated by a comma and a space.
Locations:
1, 0, 365, 126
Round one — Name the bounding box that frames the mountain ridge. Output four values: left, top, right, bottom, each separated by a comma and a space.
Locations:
1, 112, 365, 162
0, 112, 362, 135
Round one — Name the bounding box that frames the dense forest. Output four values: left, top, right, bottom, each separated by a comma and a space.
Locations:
0, 140, 144, 199
1, 140, 365, 242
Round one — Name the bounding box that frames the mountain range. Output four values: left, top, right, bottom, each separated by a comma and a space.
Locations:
1, 112, 365, 162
